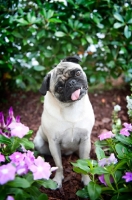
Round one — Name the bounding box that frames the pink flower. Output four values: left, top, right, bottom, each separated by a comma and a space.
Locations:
9, 152, 25, 165
8, 122, 29, 138
25, 150, 35, 167
98, 131, 115, 141
123, 123, 132, 131
120, 128, 130, 137
122, 172, 132, 182
99, 174, 114, 186
0, 163, 16, 184
6, 196, 14, 200
0, 153, 5, 162
16, 160, 28, 175
98, 153, 117, 167
29, 156, 51, 180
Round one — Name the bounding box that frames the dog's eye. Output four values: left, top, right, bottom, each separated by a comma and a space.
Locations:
58, 86, 63, 93
75, 70, 81, 76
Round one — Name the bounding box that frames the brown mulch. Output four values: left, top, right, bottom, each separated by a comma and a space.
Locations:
0, 85, 130, 200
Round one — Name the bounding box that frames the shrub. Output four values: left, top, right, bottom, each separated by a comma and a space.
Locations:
0, 107, 57, 200
0, 0, 132, 91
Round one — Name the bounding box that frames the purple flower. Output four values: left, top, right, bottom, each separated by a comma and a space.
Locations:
16, 115, 20, 123
6, 117, 12, 127
99, 174, 107, 185
122, 172, 132, 182
99, 174, 114, 186
0, 153, 5, 162
98, 131, 115, 141
107, 153, 118, 165
8, 107, 14, 119
0, 112, 5, 128
9, 152, 25, 165
8, 122, 29, 138
120, 128, 130, 137
0, 163, 16, 184
29, 156, 51, 180
99, 153, 118, 167
6, 196, 14, 200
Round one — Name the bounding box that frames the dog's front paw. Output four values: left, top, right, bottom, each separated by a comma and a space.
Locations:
53, 173, 64, 188
81, 174, 91, 186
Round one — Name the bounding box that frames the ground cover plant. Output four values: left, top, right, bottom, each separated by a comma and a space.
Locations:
72, 84, 132, 199
0, 107, 57, 200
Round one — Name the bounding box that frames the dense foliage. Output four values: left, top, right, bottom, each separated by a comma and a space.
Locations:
0, 0, 132, 91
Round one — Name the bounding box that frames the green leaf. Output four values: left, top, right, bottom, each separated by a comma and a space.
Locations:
7, 188, 30, 198
114, 22, 124, 29
76, 186, 89, 198
47, 10, 54, 19
73, 166, 88, 174
48, 18, 62, 23
86, 35, 93, 44
115, 134, 132, 145
55, 31, 66, 37
20, 137, 34, 149
37, 179, 57, 189
37, 30, 46, 40
71, 159, 90, 173
95, 145, 105, 160
34, 65, 45, 71
12, 31, 23, 38
16, 18, 29, 25
87, 181, 102, 200
113, 13, 124, 23
114, 159, 127, 171
91, 167, 107, 175
38, 193, 48, 200
124, 25, 131, 38
0, 135, 11, 145
7, 177, 31, 188
24, 186, 40, 197
104, 174, 113, 188
115, 143, 128, 158
128, 18, 132, 24
11, 137, 21, 152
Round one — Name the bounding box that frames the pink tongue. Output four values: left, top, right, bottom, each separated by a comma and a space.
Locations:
71, 89, 80, 101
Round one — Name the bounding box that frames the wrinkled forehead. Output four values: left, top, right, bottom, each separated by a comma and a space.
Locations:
52, 61, 82, 81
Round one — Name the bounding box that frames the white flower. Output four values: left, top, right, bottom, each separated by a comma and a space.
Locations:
114, 105, 121, 112
126, 96, 132, 110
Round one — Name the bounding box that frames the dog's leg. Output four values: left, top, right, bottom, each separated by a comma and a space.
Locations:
79, 137, 91, 185
48, 140, 64, 188
33, 126, 51, 155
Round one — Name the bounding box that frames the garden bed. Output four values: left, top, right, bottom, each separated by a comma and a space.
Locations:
0, 85, 130, 200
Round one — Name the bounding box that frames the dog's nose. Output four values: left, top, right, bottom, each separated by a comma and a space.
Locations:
68, 79, 76, 87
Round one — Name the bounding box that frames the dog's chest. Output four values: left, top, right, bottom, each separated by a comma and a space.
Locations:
56, 127, 88, 154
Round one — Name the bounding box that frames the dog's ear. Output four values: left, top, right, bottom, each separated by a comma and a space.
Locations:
39, 73, 51, 95
62, 55, 81, 63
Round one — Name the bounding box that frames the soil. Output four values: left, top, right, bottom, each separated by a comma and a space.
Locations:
0, 85, 130, 200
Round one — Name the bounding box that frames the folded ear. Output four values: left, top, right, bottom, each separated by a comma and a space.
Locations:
62, 55, 81, 63
39, 73, 51, 95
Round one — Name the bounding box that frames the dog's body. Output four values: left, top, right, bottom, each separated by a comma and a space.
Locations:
34, 56, 95, 188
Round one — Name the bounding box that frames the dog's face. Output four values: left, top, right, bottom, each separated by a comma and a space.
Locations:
40, 56, 88, 103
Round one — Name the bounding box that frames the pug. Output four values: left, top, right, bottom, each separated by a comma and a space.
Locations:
34, 56, 95, 188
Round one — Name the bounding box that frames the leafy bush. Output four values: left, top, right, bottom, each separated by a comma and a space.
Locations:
71, 89, 132, 199
0, 107, 57, 200
0, 0, 132, 91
